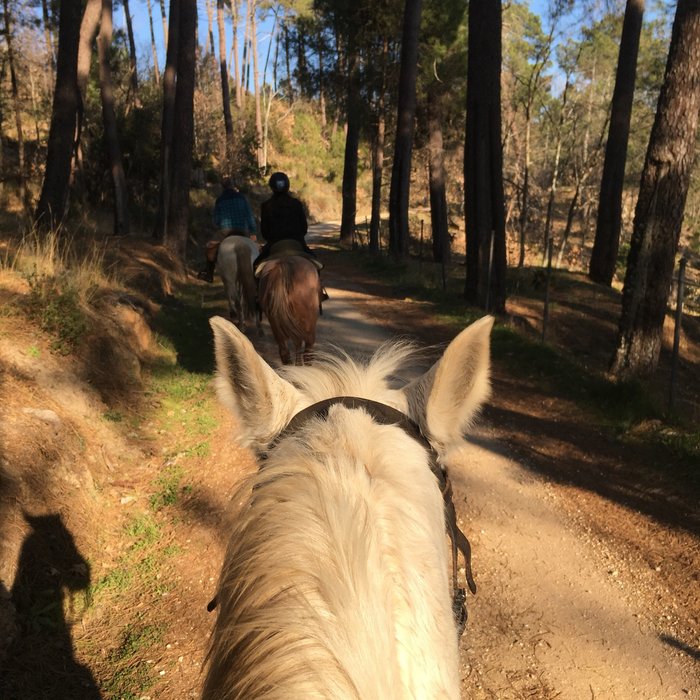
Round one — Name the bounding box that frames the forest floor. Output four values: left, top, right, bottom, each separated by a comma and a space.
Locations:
0, 222, 698, 699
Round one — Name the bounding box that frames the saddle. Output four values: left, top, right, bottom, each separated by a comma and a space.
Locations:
255, 240, 323, 277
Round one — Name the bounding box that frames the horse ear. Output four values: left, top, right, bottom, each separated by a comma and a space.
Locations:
404, 316, 494, 454
210, 316, 303, 449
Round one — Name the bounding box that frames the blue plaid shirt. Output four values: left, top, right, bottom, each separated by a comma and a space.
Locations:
213, 189, 256, 235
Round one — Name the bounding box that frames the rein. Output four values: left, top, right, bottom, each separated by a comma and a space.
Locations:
208, 396, 477, 635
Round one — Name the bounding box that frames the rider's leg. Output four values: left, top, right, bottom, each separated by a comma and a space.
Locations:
198, 241, 220, 282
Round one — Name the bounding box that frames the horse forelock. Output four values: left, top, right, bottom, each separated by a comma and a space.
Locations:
278, 340, 419, 407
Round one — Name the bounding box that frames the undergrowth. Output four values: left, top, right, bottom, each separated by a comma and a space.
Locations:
2, 227, 121, 354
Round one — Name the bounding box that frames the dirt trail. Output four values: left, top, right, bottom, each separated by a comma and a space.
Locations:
306, 223, 700, 698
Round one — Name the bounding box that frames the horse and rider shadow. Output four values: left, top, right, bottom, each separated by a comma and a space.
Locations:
0, 512, 102, 699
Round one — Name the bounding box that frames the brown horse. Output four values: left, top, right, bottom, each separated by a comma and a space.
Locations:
258, 255, 320, 364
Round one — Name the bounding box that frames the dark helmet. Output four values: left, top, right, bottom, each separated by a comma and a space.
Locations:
268, 172, 290, 193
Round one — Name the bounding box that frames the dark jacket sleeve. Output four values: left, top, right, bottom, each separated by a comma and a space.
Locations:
260, 200, 271, 242
296, 199, 308, 240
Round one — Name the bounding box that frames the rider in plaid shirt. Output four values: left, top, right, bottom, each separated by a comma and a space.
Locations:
199, 177, 257, 282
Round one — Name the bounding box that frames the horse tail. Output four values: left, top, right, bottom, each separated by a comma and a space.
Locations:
234, 243, 257, 322
260, 258, 319, 347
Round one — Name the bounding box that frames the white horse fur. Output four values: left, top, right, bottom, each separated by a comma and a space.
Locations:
216, 235, 261, 334
204, 315, 494, 699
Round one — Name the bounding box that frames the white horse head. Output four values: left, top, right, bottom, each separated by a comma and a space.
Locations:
204, 315, 494, 699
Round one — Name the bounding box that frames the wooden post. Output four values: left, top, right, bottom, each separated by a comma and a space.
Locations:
669, 257, 687, 413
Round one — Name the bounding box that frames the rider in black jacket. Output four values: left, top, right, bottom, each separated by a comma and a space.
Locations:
254, 172, 328, 301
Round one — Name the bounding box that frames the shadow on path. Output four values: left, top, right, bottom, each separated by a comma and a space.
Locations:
0, 513, 101, 700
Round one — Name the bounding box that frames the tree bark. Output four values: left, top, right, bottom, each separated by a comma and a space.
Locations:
163, 0, 196, 259
97, 0, 129, 235
318, 38, 326, 128
369, 39, 389, 255
205, 0, 216, 57
464, 0, 507, 312
41, 0, 56, 73
428, 110, 450, 264
35, 0, 82, 231
542, 76, 571, 264
388, 0, 423, 259
146, 0, 161, 83
122, 0, 139, 100
589, 0, 645, 285
77, 0, 101, 101
250, 0, 264, 168
159, 0, 168, 51
2, 0, 30, 213
217, 0, 234, 171
284, 22, 293, 105
610, 0, 700, 379
229, 0, 241, 108
154, 0, 180, 241
339, 47, 360, 246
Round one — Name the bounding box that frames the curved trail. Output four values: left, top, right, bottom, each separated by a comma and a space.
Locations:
248, 223, 698, 699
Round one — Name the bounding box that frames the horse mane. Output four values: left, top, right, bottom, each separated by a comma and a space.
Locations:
203, 340, 459, 699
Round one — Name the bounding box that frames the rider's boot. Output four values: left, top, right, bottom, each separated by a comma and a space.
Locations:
198, 259, 216, 283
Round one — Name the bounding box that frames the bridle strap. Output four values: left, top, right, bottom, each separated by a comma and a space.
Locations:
278, 397, 477, 627
209, 396, 477, 635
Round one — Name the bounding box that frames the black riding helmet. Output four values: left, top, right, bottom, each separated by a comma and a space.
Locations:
268, 172, 290, 193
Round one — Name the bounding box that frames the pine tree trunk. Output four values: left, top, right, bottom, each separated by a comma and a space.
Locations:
339, 47, 360, 246
388, 0, 422, 260
41, 0, 56, 72
369, 39, 388, 255
2, 0, 30, 213
517, 114, 531, 268
250, 0, 264, 169
610, 0, 700, 379
217, 0, 234, 171
428, 110, 450, 264
154, 0, 180, 241
229, 0, 241, 108
318, 40, 326, 128
542, 77, 570, 264
590, 0, 645, 285
164, 0, 196, 259
122, 0, 139, 101
205, 0, 216, 57
35, 0, 82, 231
284, 23, 292, 105
159, 0, 168, 51
97, 0, 129, 235
146, 0, 161, 83
464, 0, 507, 312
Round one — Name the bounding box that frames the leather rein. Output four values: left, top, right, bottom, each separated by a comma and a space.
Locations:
209, 396, 477, 635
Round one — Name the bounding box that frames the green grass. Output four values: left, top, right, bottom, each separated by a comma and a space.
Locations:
103, 409, 124, 422
150, 464, 187, 511
125, 514, 161, 549
102, 622, 164, 699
